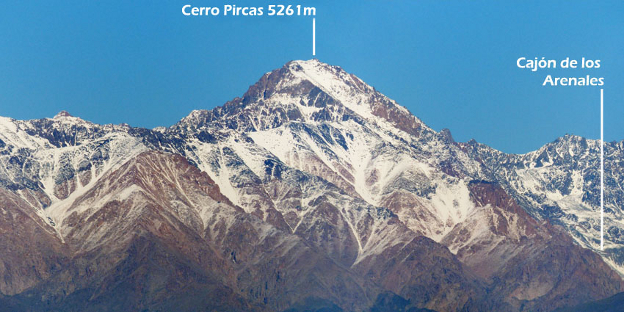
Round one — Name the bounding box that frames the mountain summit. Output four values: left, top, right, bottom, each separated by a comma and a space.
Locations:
54, 110, 73, 118
175, 59, 425, 137
0, 60, 623, 311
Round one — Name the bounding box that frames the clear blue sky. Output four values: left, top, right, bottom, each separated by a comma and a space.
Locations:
1, 0, 622, 154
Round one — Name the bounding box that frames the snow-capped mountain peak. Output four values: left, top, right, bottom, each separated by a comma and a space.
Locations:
174, 59, 427, 140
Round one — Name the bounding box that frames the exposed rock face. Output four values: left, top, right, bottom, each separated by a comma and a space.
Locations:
0, 59, 623, 311
443, 181, 623, 310
459, 136, 624, 271
0, 189, 67, 296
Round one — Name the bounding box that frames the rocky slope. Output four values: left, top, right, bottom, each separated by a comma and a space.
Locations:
0, 59, 623, 311
461, 135, 624, 272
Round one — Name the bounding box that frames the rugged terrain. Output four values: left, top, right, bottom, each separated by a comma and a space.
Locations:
1, 59, 623, 311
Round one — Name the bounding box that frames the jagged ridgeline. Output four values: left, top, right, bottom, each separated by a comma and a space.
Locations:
0, 60, 623, 311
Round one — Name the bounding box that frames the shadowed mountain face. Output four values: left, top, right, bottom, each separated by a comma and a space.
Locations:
0, 59, 622, 311
555, 292, 624, 312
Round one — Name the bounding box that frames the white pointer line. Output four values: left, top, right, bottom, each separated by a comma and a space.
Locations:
312, 18, 316, 56
601, 88, 604, 251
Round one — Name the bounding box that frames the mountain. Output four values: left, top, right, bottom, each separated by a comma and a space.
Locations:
555, 292, 624, 312
462, 135, 624, 271
0, 59, 622, 311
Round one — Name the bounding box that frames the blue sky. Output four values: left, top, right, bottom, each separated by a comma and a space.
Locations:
1, 0, 622, 154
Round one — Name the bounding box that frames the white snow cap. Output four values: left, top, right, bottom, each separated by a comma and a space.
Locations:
286, 59, 378, 119
286, 59, 425, 132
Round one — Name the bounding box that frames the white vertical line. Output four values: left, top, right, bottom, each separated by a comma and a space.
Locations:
601, 88, 604, 251
312, 18, 316, 56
